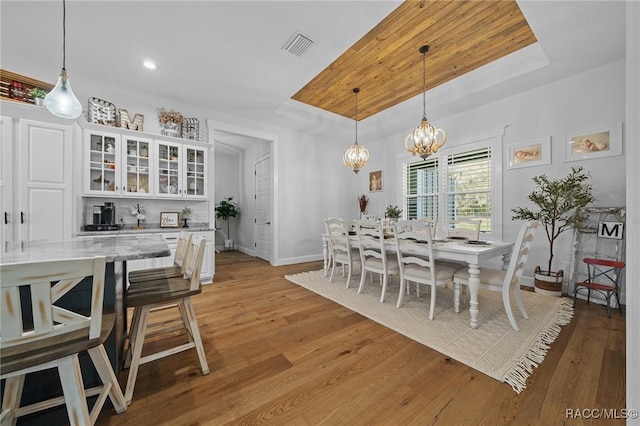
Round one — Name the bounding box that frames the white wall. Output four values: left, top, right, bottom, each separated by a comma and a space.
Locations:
363, 60, 627, 285
625, 1, 640, 418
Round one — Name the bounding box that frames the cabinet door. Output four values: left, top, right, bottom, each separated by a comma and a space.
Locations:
156, 141, 182, 198
85, 130, 121, 195
1, 117, 13, 246
184, 145, 207, 199
123, 136, 153, 197
16, 119, 73, 242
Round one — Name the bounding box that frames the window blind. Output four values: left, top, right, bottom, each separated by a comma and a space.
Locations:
403, 157, 438, 220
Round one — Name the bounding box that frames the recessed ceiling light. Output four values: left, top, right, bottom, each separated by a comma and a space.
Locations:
143, 60, 156, 70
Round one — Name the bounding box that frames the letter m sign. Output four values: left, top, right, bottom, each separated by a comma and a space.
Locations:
598, 222, 624, 239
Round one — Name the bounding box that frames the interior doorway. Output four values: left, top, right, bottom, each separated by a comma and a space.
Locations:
209, 120, 276, 265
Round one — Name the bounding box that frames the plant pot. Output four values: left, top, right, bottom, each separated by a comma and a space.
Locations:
34, 98, 44, 106
224, 239, 234, 250
534, 266, 563, 297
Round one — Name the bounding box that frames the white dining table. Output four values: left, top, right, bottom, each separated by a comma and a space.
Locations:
321, 234, 514, 329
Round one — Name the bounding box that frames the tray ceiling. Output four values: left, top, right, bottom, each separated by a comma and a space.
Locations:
292, 0, 537, 120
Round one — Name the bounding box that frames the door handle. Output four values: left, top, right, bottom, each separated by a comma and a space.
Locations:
265, 221, 271, 225
4, 212, 8, 224
20, 211, 25, 224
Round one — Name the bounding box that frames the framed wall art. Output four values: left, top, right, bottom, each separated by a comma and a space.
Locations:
507, 137, 551, 169
160, 212, 179, 228
564, 123, 622, 162
369, 170, 383, 192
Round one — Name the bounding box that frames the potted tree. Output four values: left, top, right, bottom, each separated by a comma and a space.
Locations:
215, 197, 239, 250
511, 166, 595, 296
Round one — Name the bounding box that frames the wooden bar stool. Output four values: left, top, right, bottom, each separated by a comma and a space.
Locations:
128, 231, 192, 284
1, 256, 127, 425
123, 236, 209, 405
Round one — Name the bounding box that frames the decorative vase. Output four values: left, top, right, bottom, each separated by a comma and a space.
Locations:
161, 121, 181, 138
534, 266, 563, 297
182, 218, 189, 228
34, 98, 44, 106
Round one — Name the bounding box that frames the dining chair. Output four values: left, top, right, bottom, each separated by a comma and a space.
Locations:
447, 217, 482, 240
392, 220, 458, 319
128, 231, 192, 284
324, 217, 361, 288
123, 236, 209, 405
452, 220, 540, 331
354, 219, 400, 303
0, 256, 127, 425
573, 257, 625, 317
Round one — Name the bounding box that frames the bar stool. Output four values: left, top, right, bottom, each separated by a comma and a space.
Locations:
123, 236, 209, 405
128, 231, 192, 284
573, 258, 625, 317
1, 256, 127, 425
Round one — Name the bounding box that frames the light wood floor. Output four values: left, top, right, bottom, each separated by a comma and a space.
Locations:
97, 251, 626, 425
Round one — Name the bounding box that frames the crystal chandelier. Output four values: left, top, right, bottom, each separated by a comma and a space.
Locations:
404, 45, 446, 160
44, 0, 82, 119
343, 88, 370, 174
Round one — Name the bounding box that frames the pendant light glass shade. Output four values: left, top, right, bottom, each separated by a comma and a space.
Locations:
343, 88, 369, 174
404, 45, 446, 160
44, 68, 82, 119
45, 0, 82, 120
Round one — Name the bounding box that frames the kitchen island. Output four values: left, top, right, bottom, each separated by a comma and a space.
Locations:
1, 235, 170, 423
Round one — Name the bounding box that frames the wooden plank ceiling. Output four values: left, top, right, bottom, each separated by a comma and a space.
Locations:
292, 0, 537, 120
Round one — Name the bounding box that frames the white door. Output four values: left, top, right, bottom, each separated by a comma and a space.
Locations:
16, 120, 73, 242
254, 155, 271, 262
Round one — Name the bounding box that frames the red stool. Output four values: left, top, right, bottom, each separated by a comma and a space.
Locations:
573, 258, 625, 317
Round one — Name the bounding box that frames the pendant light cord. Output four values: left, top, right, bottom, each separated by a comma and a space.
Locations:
353, 87, 360, 143
62, 0, 66, 69
421, 50, 426, 118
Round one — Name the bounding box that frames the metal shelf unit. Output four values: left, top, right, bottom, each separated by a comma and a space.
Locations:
569, 206, 626, 305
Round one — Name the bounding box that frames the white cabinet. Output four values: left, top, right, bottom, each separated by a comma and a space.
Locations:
84, 130, 153, 197
1, 115, 74, 245
84, 129, 209, 200
156, 141, 208, 199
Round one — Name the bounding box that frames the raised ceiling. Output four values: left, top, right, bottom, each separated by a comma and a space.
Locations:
292, 0, 537, 121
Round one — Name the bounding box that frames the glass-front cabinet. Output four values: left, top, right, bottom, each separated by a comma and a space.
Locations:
124, 136, 152, 197
156, 142, 207, 199
85, 128, 209, 199
86, 131, 120, 194
184, 145, 207, 198
156, 141, 182, 198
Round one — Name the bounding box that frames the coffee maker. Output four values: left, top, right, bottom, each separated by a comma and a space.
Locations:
85, 202, 119, 231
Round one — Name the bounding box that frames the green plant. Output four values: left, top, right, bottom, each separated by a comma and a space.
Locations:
511, 166, 595, 274
215, 197, 239, 239
28, 87, 47, 99
385, 205, 403, 220
181, 207, 192, 219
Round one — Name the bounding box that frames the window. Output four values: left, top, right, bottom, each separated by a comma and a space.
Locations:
402, 142, 495, 236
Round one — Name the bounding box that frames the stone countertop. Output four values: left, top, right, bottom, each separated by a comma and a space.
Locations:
1, 234, 170, 264
76, 225, 215, 237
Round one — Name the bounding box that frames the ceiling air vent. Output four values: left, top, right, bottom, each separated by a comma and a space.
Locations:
283, 31, 314, 57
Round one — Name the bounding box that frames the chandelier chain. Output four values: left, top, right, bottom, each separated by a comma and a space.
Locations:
422, 49, 426, 118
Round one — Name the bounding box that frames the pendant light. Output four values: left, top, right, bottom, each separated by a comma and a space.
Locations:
343, 88, 370, 174
404, 45, 446, 160
44, 0, 82, 119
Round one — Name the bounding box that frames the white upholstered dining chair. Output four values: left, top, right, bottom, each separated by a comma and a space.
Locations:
452, 220, 540, 331
324, 217, 361, 288
447, 217, 482, 240
392, 220, 458, 319
0, 256, 127, 425
354, 219, 400, 303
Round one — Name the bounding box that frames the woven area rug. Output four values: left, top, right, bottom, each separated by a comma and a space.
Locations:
285, 269, 574, 393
